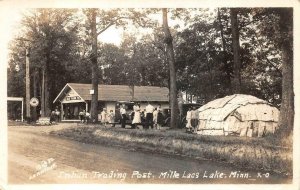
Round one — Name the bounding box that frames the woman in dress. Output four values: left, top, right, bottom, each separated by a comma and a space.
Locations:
100, 108, 107, 126
132, 103, 141, 129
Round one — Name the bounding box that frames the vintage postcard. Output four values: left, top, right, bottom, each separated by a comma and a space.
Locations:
0, 0, 299, 190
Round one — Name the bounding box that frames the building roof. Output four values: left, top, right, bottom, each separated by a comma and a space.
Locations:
198, 94, 279, 122
53, 83, 169, 103
7, 97, 24, 101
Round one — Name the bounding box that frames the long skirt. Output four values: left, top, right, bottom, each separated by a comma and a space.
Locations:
132, 111, 141, 124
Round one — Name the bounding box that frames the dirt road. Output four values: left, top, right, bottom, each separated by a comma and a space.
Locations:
8, 124, 291, 184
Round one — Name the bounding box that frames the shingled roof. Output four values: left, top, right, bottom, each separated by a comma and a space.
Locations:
53, 83, 169, 103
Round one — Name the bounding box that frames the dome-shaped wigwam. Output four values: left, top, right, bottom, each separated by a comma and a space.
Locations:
197, 94, 279, 137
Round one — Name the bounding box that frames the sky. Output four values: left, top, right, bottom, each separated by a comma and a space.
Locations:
1, 7, 190, 49
2, 8, 124, 47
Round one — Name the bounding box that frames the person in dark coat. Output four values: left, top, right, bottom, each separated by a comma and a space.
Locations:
156, 109, 164, 130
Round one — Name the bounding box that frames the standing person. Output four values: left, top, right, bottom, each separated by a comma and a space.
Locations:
120, 104, 127, 128
98, 110, 102, 122
140, 109, 146, 128
100, 108, 108, 126
55, 108, 60, 122
153, 108, 158, 129
157, 109, 164, 130
85, 110, 90, 123
132, 103, 141, 129
190, 106, 199, 133
79, 109, 85, 123
67, 107, 71, 119
50, 111, 56, 124
145, 102, 154, 129
107, 110, 115, 127
186, 107, 192, 133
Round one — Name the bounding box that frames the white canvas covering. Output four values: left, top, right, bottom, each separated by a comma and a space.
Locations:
197, 94, 279, 137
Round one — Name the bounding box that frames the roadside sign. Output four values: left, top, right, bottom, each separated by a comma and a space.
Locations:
30, 97, 39, 107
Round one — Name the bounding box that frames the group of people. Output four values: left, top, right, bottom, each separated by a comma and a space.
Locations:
185, 106, 199, 133
79, 110, 91, 123
99, 108, 115, 127
51, 104, 200, 133
129, 102, 164, 129
99, 102, 165, 129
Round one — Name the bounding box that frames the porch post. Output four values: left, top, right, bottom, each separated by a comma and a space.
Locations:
60, 103, 63, 121
21, 99, 24, 122
85, 102, 88, 112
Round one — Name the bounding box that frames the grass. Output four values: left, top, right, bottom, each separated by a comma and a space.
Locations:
50, 125, 292, 175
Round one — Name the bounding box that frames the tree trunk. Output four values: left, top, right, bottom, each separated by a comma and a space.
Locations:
40, 67, 50, 117
44, 63, 51, 116
230, 8, 241, 94
162, 8, 179, 128
25, 48, 30, 120
278, 9, 294, 135
41, 69, 45, 116
44, 51, 51, 116
217, 8, 232, 94
90, 9, 99, 122
32, 69, 38, 121
207, 59, 214, 101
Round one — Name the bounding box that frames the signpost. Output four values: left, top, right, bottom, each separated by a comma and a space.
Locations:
26, 48, 30, 119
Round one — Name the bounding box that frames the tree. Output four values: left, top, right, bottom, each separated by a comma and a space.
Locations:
83, 8, 154, 122
95, 31, 169, 87
10, 9, 79, 117
249, 8, 293, 136
217, 8, 232, 94
176, 9, 231, 101
175, 8, 284, 106
162, 8, 179, 128
120, 32, 169, 87
230, 8, 242, 93
277, 8, 294, 135
7, 41, 26, 97
84, 9, 99, 122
